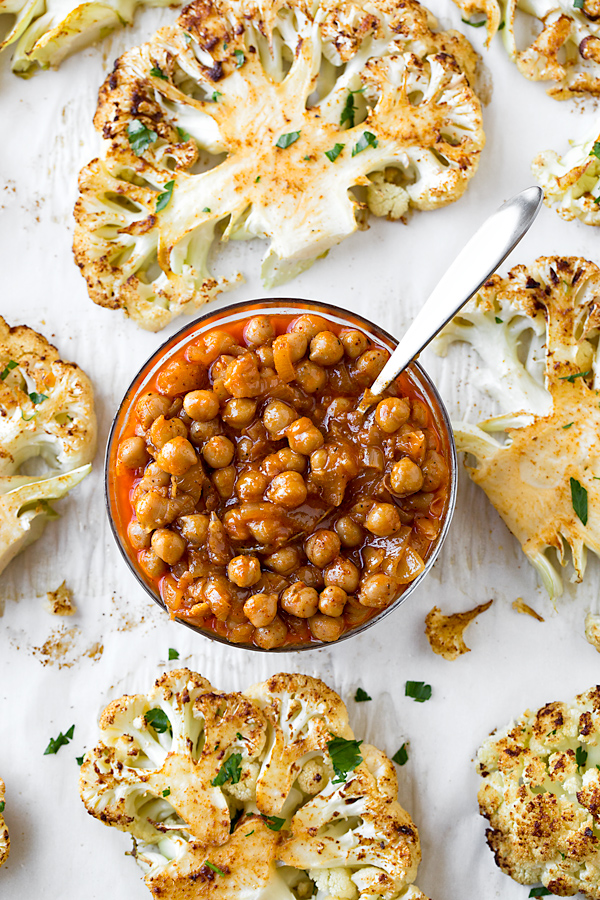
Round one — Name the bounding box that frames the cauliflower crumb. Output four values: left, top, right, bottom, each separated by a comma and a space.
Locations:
45, 581, 76, 616
297, 759, 327, 795
309, 867, 358, 900
512, 598, 544, 622
424, 600, 493, 660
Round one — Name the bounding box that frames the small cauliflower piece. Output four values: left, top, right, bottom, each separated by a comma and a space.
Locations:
533, 124, 600, 224
310, 866, 358, 900
436, 256, 600, 602
0, 779, 8, 868
45, 580, 76, 616
424, 599, 493, 660
73, 0, 484, 331
585, 612, 600, 652
477, 686, 600, 897
513, 598, 545, 621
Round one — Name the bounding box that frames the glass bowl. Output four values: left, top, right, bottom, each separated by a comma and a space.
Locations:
105, 297, 457, 651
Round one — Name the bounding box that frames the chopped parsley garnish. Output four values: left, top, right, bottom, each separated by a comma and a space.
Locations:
498, 19, 505, 28
176, 126, 191, 142
405, 681, 432, 703
212, 752, 242, 786
229, 807, 244, 833
261, 815, 286, 831
327, 735, 363, 783
0, 360, 17, 380
574, 0, 585, 9
354, 687, 371, 702
150, 65, 167, 79
29, 392, 48, 405
211, 90, 222, 102
156, 180, 175, 213
255, 175, 261, 182
570, 477, 588, 526
495, 316, 503, 323
576, 745, 588, 768
234, 49, 245, 67
340, 92, 355, 128
352, 131, 378, 156
325, 143, 345, 163
145, 708, 172, 735
275, 131, 301, 149
183, 32, 192, 44
162, 787, 171, 797
202, 207, 211, 213
44, 724, 75, 755
168, 648, 179, 660
560, 369, 591, 382
76, 755, 85, 766
0, 801, 4, 813
204, 861, 225, 876
127, 119, 157, 156
245, 829, 255, 836
461, 16, 487, 25
595, 196, 600, 205
392, 743, 409, 766
562, 422, 574, 429
590, 141, 600, 159
529, 889, 552, 897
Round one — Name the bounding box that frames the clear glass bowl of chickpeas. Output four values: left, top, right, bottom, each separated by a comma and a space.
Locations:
106, 298, 457, 650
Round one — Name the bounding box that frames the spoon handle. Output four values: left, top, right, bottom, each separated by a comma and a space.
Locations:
369, 185, 544, 398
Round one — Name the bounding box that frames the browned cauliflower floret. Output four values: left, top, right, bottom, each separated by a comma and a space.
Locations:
533, 124, 600, 224
73, 0, 484, 331
477, 686, 600, 897
424, 599, 493, 660
0, 779, 8, 868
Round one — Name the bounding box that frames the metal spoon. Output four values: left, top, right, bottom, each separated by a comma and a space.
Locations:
367, 185, 544, 399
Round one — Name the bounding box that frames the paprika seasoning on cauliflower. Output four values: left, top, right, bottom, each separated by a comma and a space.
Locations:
0, 779, 8, 868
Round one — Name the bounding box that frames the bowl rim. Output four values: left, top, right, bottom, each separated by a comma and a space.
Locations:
105, 296, 458, 652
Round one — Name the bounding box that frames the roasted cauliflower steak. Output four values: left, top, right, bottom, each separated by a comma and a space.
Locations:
73, 0, 484, 331
0, 779, 8, 868
533, 124, 600, 225
477, 685, 600, 897
80, 669, 429, 900
0, 317, 96, 575
436, 256, 600, 601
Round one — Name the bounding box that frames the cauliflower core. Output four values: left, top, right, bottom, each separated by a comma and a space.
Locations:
0, 317, 96, 576
81, 669, 427, 900
450, 0, 600, 97
533, 124, 600, 225
477, 686, 600, 897
0, 779, 8, 868
424, 599, 493, 660
73, 0, 484, 331
436, 256, 600, 602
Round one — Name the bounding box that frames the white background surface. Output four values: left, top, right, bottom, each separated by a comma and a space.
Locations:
1, 5, 600, 897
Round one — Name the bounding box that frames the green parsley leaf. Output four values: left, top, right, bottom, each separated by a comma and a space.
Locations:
229, 807, 244, 833
576, 746, 588, 767
203, 207, 211, 213
405, 681, 432, 703
495, 316, 503, 323
212, 752, 242, 787
162, 787, 171, 797
76, 755, 85, 766
234, 49, 245, 67
574, 0, 585, 9
145, 708, 172, 735
177, 126, 191, 142
150, 65, 168, 80
156, 180, 175, 213
21, 411, 36, 421
44, 724, 75, 755
340, 92, 355, 129
0, 360, 17, 380
29, 392, 48, 405
392, 743, 409, 766
529, 889, 552, 897
352, 131, 378, 156
245, 830, 255, 836
236, 732, 245, 740
275, 131, 301, 149
211, 90, 222, 102
127, 119, 157, 156
461, 16, 487, 25
498, 19, 505, 28
594, 196, 600, 205
168, 648, 179, 660
204, 861, 226, 876
183, 32, 192, 44
562, 423, 574, 429
255, 175, 261, 182
354, 687, 371, 702
223, 42, 228, 49
261, 815, 286, 831
325, 143, 345, 163
0, 801, 4, 813
570, 477, 588, 526
559, 369, 591, 382
327, 735, 363, 783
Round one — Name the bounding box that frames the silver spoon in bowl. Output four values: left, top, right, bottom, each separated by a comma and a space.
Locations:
364, 185, 544, 403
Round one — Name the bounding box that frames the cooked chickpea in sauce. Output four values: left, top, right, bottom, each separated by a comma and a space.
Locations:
112, 312, 451, 647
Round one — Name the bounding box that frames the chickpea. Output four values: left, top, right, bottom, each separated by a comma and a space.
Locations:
236, 470, 269, 502
274, 332, 307, 364
249, 517, 282, 545
222, 398, 257, 429
137, 461, 170, 492
156, 359, 204, 395
318, 585, 347, 617
411, 399, 429, 428
294, 565, 324, 590
359, 573, 397, 608
243, 591, 278, 627
324, 557, 360, 593
305, 530, 341, 567
263, 546, 301, 575
254, 615, 288, 649
127, 520, 151, 550
212, 465, 236, 498
265, 471, 307, 508
326, 397, 353, 418
281, 582, 319, 618
156, 436, 197, 476
186, 330, 238, 365
340, 329, 368, 360
118, 436, 149, 469
257, 345, 275, 368
286, 417, 324, 455
189, 418, 222, 445
334, 516, 364, 548
183, 390, 220, 422
375, 397, 410, 433
244, 315, 275, 347
294, 358, 327, 393
228, 555, 261, 588
138, 549, 167, 579
228, 622, 256, 644
309, 613, 345, 642
211, 354, 234, 382
309, 331, 344, 366
149, 415, 188, 450
263, 400, 298, 434
151, 528, 187, 565
204, 576, 233, 620
203, 435, 234, 468
178, 514, 209, 545
135, 392, 171, 429
224, 354, 262, 398
422, 451, 448, 492
135, 492, 172, 530
365, 502, 401, 537
290, 314, 329, 342
390, 458, 424, 496
261, 448, 306, 476
347, 498, 374, 525
355, 348, 390, 381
